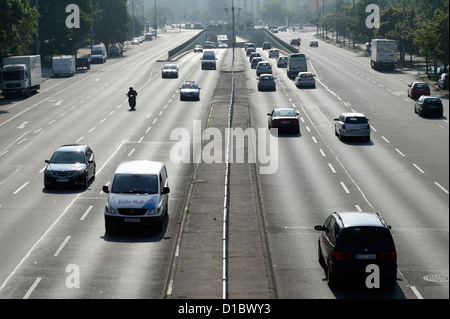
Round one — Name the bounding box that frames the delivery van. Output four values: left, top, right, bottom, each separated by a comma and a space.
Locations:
201, 50, 217, 70
52, 55, 76, 77
91, 44, 107, 63
102, 160, 170, 233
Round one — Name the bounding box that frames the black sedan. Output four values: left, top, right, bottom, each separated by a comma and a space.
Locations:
267, 108, 300, 134
44, 144, 96, 188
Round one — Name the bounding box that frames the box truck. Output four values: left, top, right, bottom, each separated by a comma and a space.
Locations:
287, 53, 307, 78
371, 39, 398, 70
52, 55, 76, 77
1, 55, 42, 97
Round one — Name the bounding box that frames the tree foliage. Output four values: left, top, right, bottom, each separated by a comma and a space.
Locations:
0, 0, 38, 59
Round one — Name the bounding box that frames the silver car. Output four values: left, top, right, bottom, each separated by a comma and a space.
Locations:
161, 64, 179, 78
257, 74, 276, 91
268, 49, 279, 59
295, 72, 316, 88
256, 61, 272, 76
334, 112, 370, 142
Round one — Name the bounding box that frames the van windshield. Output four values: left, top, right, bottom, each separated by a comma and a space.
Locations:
111, 174, 158, 194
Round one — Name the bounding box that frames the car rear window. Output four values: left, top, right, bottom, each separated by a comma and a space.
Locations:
274, 110, 296, 117
423, 98, 442, 106
344, 116, 368, 124
414, 83, 429, 89
338, 227, 393, 248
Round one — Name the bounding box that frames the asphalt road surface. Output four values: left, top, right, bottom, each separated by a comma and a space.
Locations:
0, 28, 448, 300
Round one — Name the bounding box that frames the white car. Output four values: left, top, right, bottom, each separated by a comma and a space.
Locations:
256, 61, 272, 76
294, 72, 316, 88
131, 38, 140, 45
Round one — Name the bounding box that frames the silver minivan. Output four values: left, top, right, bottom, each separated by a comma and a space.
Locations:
103, 160, 170, 233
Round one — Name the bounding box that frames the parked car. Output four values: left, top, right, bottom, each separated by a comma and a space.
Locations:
44, 144, 96, 188
131, 38, 140, 45
251, 57, 263, 69
267, 108, 300, 134
294, 72, 316, 88
414, 96, 443, 117
277, 56, 288, 68
268, 49, 279, 59
334, 112, 370, 142
257, 74, 276, 91
108, 46, 122, 57
314, 211, 397, 287
179, 81, 201, 101
194, 45, 203, 53
310, 41, 318, 47
438, 73, 448, 89
161, 64, 179, 78
407, 82, 430, 99
256, 61, 272, 76
427, 66, 448, 80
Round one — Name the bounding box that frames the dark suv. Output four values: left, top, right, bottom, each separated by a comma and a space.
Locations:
44, 144, 96, 188
314, 211, 397, 287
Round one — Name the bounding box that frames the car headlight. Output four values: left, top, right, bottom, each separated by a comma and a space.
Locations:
146, 207, 161, 215
105, 204, 118, 215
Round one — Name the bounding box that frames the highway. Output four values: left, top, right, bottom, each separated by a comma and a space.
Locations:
0, 28, 448, 300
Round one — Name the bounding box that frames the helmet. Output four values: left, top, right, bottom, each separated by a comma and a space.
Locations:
129, 87, 133, 90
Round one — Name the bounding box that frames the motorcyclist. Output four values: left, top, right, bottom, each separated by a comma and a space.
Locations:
126, 87, 138, 108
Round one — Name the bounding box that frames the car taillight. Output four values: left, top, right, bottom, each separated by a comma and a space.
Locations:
342, 124, 346, 129
367, 124, 370, 129
380, 251, 397, 261
333, 251, 352, 261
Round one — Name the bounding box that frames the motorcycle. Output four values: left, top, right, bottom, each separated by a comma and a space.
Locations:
127, 94, 137, 110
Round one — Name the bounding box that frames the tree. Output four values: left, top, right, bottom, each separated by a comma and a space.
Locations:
94, 0, 129, 46
36, 0, 95, 57
0, 0, 38, 60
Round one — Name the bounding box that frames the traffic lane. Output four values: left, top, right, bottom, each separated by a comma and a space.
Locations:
241, 49, 408, 298
248, 51, 448, 298
295, 31, 449, 119
283, 47, 450, 193
278, 77, 449, 298
0, 48, 224, 298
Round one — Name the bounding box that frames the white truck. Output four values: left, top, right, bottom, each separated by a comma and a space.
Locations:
1, 55, 42, 97
287, 53, 307, 78
370, 39, 398, 70
52, 55, 76, 77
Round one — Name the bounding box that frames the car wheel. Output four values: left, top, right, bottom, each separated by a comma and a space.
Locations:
318, 243, 325, 265
339, 130, 345, 141
327, 264, 337, 287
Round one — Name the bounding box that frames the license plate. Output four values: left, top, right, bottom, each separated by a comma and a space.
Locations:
281, 121, 290, 124
57, 179, 69, 183
356, 254, 376, 260
124, 218, 140, 223
429, 105, 436, 108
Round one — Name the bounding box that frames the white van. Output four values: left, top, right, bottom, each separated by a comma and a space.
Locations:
91, 44, 107, 63
201, 50, 217, 70
52, 55, 76, 77
102, 160, 170, 233
287, 53, 307, 78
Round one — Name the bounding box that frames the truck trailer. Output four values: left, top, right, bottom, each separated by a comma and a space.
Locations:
2, 55, 42, 97
52, 55, 76, 77
370, 39, 398, 70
